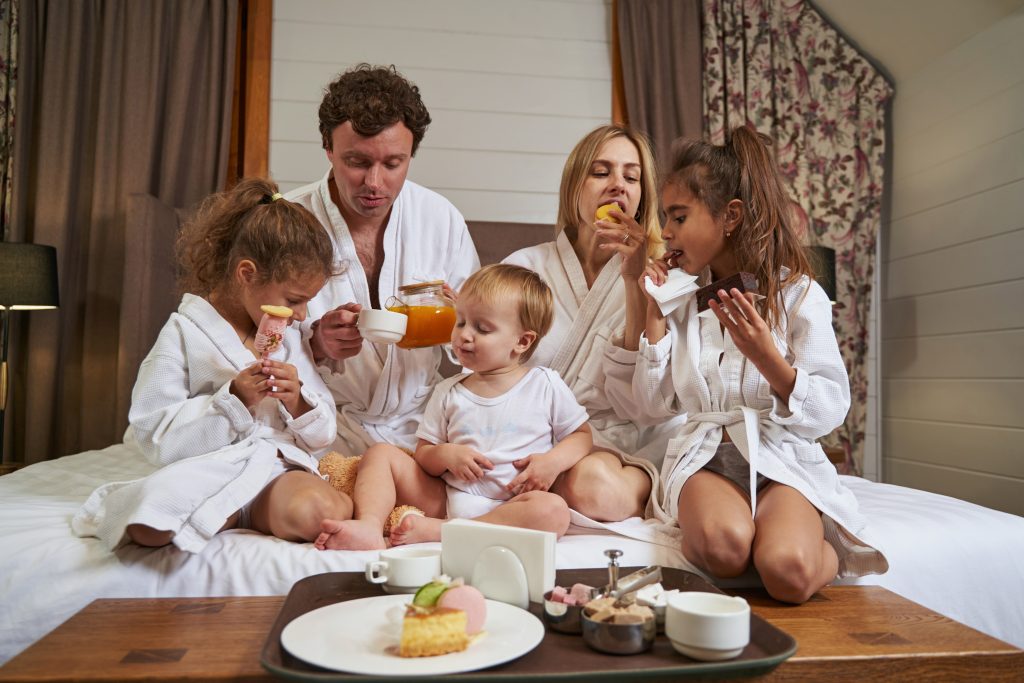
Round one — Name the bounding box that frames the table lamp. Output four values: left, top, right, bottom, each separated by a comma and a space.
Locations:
0, 243, 60, 464
805, 245, 837, 304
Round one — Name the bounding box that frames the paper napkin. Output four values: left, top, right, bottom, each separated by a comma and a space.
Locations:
645, 268, 700, 316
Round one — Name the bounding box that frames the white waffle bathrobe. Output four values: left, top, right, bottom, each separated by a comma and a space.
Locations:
71, 294, 337, 552
287, 172, 479, 454
504, 235, 688, 545
603, 274, 888, 577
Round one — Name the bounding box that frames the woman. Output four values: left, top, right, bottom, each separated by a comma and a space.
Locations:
503, 124, 683, 522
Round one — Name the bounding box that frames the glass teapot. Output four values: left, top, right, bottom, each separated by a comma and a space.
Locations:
386, 280, 456, 349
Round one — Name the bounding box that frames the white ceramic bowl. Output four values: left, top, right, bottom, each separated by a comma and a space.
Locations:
665, 592, 750, 661
357, 309, 407, 344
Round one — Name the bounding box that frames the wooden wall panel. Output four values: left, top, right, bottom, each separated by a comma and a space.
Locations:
886, 229, 1024, 299
269, 0, 613, 223
884, 378, 1024, 429
891, 129, 1024, 220
888, 178, 1024, 260
884, 458, 1024, 517
884, 418, 1024, 478
883, 278, 1024, 339
883, 330, 1024, 379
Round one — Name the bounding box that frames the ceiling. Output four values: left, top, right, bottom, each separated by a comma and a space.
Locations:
813, 0, 1024, 82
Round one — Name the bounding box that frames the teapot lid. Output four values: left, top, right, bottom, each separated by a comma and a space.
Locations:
398, 280, 446, 294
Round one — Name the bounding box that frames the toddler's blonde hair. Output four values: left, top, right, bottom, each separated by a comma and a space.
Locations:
459, 264, 553, 363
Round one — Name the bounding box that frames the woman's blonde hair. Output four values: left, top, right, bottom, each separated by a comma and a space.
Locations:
176, 178, 334, 296
664, 126, 812, 332
556, 124, 664, 260
459, 264, 553, 363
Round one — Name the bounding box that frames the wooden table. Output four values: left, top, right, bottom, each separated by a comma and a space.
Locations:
1, 586, 1020, 682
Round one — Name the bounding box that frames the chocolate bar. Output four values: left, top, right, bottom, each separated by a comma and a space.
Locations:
696, 272, 758, 312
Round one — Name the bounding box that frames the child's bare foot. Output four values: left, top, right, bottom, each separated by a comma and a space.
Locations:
389, 514, 444, 545
314, 518, 386, 551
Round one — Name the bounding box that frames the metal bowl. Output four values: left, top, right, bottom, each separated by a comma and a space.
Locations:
542, 589, 584, 634
581, 611, 656, 655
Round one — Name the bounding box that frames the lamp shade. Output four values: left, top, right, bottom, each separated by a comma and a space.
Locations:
0, 243, 60, 310
805, 245, 837, 303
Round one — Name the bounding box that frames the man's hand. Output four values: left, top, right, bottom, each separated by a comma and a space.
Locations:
311, 303, 363, 362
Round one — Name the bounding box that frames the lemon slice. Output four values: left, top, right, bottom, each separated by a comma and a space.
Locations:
595, 203, 621, 224
260, 305, 293, 318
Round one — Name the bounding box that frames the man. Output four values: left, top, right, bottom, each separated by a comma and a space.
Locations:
287, 64, 479, 455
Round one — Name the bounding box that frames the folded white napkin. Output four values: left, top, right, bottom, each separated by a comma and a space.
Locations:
645, 268, 699, 316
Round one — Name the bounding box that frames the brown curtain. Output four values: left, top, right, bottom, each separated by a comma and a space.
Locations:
616, 0, 704, 167
9, 0, 238, 463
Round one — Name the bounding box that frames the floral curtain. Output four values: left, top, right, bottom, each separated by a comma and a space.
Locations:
0, 0, 15, 241
703, 0, 893, 474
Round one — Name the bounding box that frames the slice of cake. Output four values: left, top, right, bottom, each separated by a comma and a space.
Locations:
399, 605, 469, 658
397, 576, 487, 658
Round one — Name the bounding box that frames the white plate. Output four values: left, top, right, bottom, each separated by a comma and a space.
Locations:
280, 594, 544, 676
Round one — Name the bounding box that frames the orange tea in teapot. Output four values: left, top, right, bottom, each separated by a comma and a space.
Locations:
388, 281, 456, 349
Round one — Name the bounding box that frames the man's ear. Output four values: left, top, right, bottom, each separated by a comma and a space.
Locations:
724, 199, 744, 234
515, 330, 538, 356
235, 259, 258, 287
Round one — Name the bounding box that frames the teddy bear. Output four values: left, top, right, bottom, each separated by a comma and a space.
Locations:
318, 451, 423, 537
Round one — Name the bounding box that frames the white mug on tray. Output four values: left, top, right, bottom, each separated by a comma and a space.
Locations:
365, 547, 441, 593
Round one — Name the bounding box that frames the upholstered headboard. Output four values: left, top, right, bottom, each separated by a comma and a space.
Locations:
466, 221, 555, 266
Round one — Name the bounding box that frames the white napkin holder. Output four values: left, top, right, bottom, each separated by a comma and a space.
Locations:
440, 519, 556, 608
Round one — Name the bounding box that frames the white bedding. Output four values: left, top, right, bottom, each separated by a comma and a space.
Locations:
1, 443, 1022, 665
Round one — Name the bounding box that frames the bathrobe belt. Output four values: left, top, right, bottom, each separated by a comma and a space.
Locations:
665, 406, 767, 516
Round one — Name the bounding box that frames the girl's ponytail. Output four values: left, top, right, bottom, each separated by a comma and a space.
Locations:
728, 126, 811, 332
176, 178, 333, 296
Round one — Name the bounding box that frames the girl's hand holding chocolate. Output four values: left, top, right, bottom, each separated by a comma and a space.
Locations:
710, 288, 778, 367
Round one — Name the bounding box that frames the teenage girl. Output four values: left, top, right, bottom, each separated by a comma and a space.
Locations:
72, 178, 352, 552
600, 126, 887, 603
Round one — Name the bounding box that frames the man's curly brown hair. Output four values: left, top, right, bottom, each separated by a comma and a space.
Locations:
318, 63, 431, 155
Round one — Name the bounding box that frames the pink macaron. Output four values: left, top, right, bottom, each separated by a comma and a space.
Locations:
437, 585, 487, 634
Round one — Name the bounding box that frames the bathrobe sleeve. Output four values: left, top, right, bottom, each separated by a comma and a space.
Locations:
767, 277, 850, 439
128, 321, 256, 468
602, 331, 685, 427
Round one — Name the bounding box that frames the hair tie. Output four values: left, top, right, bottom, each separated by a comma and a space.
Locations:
271, 192, 283, 201
258, 192, 283, 205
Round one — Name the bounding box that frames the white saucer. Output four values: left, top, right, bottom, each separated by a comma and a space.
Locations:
380, 583, 418, 594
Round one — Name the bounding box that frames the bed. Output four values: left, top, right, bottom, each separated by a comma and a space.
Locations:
2, 441, 1023, 665
4, 218, 1023, 664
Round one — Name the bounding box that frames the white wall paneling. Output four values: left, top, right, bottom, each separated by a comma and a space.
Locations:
269, 0, 613, 222
882, 9, 1024, 515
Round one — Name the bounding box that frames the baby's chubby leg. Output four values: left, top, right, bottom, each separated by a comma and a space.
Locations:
250, 470, 353, 543
316, 443, 445, 551
478, 491, 572, 537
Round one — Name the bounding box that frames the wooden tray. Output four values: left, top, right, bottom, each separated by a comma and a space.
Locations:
261, 567, 796, 681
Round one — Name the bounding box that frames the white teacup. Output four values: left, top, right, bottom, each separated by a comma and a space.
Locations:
357, 308, 407, 344
365, 547, 441, 593
665, 592, 750, 661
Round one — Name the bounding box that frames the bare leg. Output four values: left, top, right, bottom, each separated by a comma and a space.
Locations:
248, 470, 352, 543
391, 490, 572, 545
126, 524, 174, 547
477, 491, 571, 536
676, 470, 756, 578
317, 444, 446, 551
751, 484, 838, 604
551, 451, 651, 522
